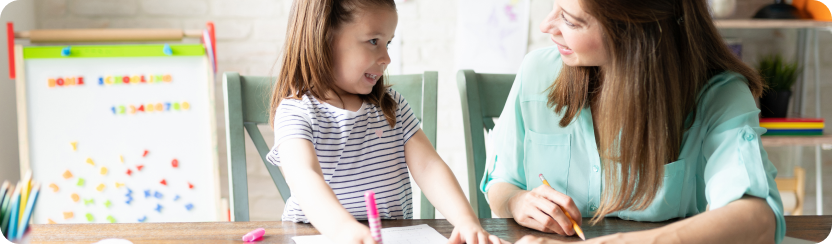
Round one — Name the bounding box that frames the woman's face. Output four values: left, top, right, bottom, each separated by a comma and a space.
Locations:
539, 0, 607, 67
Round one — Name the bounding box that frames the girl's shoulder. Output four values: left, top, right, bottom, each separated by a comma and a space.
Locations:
384, 87, 403, 102
382, 87, 410, 110
277, 93, 321, 113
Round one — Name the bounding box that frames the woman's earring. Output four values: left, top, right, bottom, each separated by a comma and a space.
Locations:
677, 17, 684, 25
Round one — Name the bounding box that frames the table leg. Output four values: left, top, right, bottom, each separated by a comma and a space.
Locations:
794, 29, 808, 118
816, 145, 822, 215
811, 29, 822, 216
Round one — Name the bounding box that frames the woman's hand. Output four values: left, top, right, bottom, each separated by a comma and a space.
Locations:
514, 235, 566, 244
508, 185, 582, 236
515, 233, 627, 244
447, 222, 509, 244
331, 221, 377, 244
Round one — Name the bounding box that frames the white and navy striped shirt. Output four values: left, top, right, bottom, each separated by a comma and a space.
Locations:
266, 89, 420, 223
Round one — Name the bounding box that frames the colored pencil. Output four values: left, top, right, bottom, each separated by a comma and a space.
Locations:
17, 183, 39, 238
5, 184, 21, 240
0, 186, 11, 238
539, 174, 585, 241
0, 181, 8, 220
18, 171, 31, 225
365, 190, 383, 244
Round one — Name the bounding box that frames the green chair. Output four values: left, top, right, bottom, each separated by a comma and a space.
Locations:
456, 70, 516, 218
223, 71, 438, 221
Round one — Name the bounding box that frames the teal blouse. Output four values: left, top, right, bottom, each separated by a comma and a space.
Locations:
480, 46, 785, 243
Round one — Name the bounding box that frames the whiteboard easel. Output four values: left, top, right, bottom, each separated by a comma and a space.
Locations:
10, 24, 223, 224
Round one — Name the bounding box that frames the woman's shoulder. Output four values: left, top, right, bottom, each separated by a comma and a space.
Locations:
520, 46, 564, 77
694, 71, 760, 126
516, 46, 564, 97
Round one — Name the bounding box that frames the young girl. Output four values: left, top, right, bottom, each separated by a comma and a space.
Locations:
266, 0, 502, 243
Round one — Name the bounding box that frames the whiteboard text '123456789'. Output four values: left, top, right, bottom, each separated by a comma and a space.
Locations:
111, 102, 190, 115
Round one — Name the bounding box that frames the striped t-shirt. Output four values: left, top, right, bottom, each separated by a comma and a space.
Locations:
266, 89, 420, 223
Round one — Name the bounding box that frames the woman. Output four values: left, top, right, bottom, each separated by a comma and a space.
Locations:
481, 0, 785, 243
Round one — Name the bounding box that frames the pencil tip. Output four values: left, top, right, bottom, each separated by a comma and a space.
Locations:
575, 227, 586, 241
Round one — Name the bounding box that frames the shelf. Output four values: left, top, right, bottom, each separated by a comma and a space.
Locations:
761, 134, 832, 147
715, 19, 832, 29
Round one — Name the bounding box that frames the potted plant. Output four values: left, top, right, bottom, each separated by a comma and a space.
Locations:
757, 54, 801, 118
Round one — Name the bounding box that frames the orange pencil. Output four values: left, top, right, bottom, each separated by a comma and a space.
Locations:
539, 173, 585, 241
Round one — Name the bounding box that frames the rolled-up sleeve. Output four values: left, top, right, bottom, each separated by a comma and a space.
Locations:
480, 71, 527, 195
701, 77, 786, 244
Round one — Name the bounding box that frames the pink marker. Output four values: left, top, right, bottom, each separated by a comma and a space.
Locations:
365, 190, 383, 244
242, 228, 265, 242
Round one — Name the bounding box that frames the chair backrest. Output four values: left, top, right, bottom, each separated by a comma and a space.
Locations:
456, 70, 515, 218
223, 71, 438, 221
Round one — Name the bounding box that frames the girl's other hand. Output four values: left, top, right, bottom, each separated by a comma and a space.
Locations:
447, 223, 510, 244
332, 222, 377, 244
508, 185, 582, 236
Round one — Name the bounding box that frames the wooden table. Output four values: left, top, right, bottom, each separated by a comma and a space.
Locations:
26, 216, 831, 243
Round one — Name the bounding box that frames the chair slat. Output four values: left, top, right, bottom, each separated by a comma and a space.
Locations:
457, 70, 515, 218
223, 72, 251, 222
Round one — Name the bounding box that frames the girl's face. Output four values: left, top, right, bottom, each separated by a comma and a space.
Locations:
539, 0, 607, 67
331, 6, 398, 96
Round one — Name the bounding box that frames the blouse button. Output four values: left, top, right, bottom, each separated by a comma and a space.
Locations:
744, 133, 756, 141
592, 165, 599, 172
590, 204, 598, 211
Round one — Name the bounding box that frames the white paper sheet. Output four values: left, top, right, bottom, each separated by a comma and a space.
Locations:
93, 239, 134, 244
292, 224, 448, 244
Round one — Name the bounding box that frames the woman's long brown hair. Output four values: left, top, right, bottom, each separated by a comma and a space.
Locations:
270, 0, 397, 127
547, 0, 764, 223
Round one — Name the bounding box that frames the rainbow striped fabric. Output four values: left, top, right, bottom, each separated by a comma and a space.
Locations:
760, 118, 825, 136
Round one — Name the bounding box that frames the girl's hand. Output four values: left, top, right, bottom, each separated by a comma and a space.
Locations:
447, 223, 509, 244
508, 185, 582, 236
331, 221, 377, 244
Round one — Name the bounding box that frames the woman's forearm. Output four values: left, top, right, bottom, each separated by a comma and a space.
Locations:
603, 196, 776, 244
486, 182, 527, 218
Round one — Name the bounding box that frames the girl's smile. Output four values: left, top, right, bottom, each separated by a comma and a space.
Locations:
330, 6, 397, 99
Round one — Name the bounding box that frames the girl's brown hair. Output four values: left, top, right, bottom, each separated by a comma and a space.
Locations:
270, 0, 397, 127
547, 0, 764, 223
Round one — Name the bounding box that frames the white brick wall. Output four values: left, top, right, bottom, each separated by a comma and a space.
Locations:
141, 0, 209, 16
68, 0, 138, 16
209, 0, 283, 17
24, 0, 832, 220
